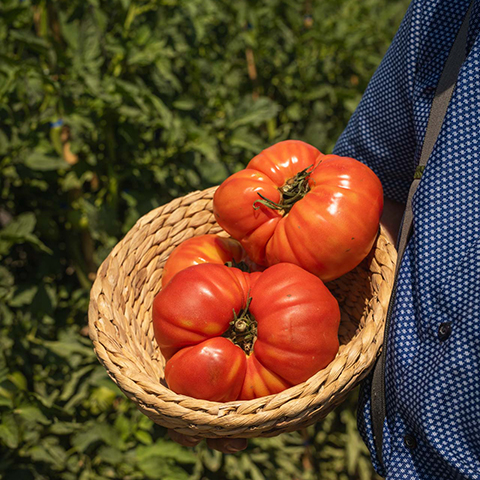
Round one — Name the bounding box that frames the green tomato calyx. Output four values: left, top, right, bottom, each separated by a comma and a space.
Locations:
224, 297, 257, 355
252, 164, 314, 215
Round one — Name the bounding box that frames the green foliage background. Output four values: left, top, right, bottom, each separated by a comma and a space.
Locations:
0, 0, 409, 478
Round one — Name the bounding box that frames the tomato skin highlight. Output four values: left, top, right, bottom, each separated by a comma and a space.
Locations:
153, 263, 340, 401
213, 141, 383, 280
161, 234, 260, 287
247, 139, 323, 187
165, 337, 247, 402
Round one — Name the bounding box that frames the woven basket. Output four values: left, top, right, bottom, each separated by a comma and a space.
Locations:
88, 186, 396, 438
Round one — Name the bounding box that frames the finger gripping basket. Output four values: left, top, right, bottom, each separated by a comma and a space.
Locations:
88, 186, 396, 438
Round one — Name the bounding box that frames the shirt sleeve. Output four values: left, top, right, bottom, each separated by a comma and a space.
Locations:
333, 0, 420, 204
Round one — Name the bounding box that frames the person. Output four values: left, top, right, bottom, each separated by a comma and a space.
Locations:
169, 0, 480, 477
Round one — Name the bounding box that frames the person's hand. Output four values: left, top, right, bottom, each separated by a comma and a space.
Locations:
168, 429, 248, 454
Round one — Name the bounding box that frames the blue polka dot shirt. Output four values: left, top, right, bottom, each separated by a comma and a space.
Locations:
333, 1, 480, 478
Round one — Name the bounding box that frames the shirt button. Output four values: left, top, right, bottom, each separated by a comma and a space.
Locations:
438, 322, 452, 341
404, 434, 417, 450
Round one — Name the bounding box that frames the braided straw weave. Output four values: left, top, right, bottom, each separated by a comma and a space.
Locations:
88, 186, 397, 438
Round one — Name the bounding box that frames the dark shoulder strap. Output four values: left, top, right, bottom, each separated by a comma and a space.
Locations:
369, 0, 474, 470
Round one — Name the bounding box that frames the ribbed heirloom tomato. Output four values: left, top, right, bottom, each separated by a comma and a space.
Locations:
213, 140, 384, 281
161, 234, 261, 287
153, 262, 340, 402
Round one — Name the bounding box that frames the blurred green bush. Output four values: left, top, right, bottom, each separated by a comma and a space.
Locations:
0, 0, 408, 478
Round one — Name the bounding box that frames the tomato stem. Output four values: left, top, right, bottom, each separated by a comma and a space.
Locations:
224, 296, 257, 354
253, 164, 315, 214
224, 259, 251, 272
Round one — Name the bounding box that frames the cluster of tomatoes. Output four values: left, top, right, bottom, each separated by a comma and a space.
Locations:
152, 140, 384, 402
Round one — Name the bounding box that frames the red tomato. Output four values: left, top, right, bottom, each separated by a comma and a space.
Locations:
240, 352, 291, 401
153, 263, 340, 402
165, 337, 246, 402
162, 234, 261, 287
213, 140, 383, 281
